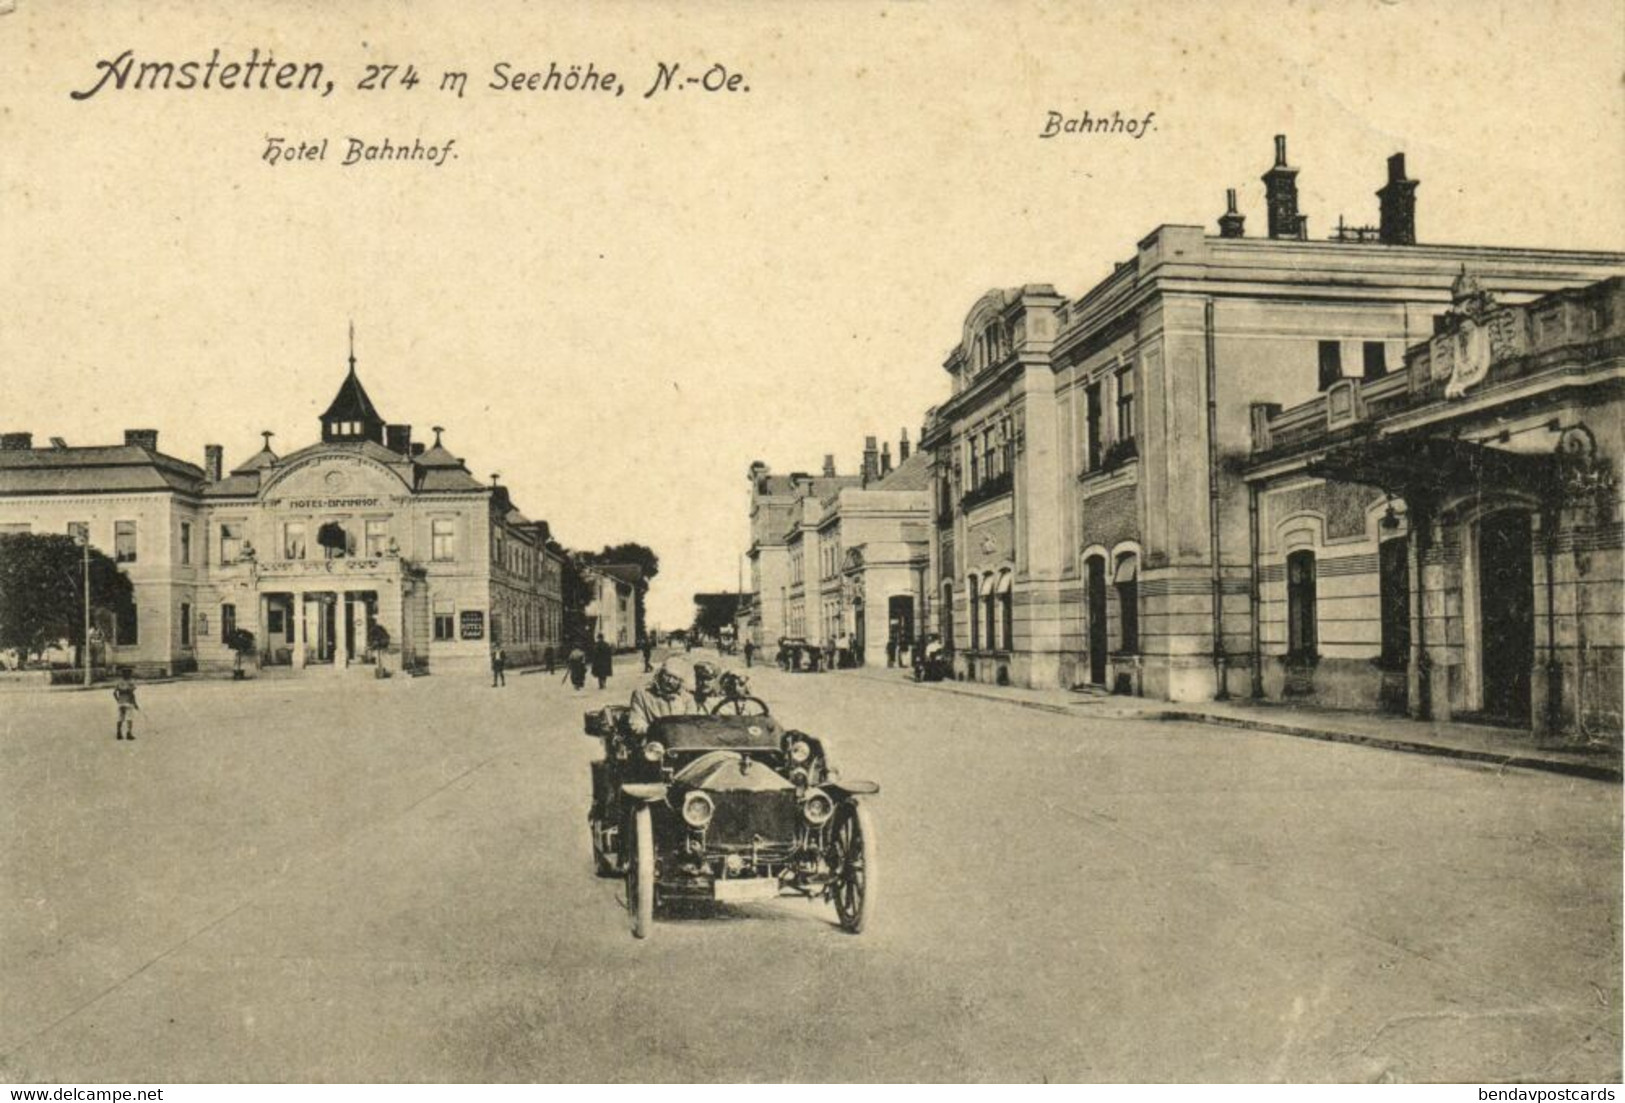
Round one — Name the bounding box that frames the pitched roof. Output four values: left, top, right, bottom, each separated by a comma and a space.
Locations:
873, 450, 930, 492
320, 367, 384, 424
590, 562, 645, 585
0, 445, 203, 495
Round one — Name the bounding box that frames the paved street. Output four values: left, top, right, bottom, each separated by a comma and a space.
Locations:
1, 655, 1619, 1083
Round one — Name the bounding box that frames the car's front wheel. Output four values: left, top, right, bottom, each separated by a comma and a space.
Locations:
627, 804, 655, 939
829, 802, 875, 934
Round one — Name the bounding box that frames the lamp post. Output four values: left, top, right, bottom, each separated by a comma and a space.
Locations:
74, 532, 91, 686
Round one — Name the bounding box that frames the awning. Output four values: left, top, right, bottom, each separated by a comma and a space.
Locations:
995, 571, 1013, 595
1306, 435, 1556, 506
1114, 556, 1138, 584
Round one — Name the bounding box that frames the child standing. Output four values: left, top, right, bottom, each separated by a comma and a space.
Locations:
113, 668, 138, 741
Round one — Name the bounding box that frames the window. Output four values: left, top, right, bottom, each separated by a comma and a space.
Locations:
115, 521, 137, 563
1085, 382, 1103, 470
177, 521, 191, 565
221, 603, 236, 641
434, 612, 455, 641
365, 519, 388, 558
968, 437, 981, 490
180, 602, 192, 647
983, 575, 997, 651
1115, 555, 1139, 654
283, 522, 306, 560
1379, 537, 1410, 668
267, 607, 285, 637
67, 521, 88, 543
431, 519, 456, 561
968, 574, 981, 650
999, 572, 1014, 651
220, 522, 243, 564
941, 582, 954, 651
1286, 550, 1317, 657
1318, 341, 1343, 390
1116, 367, 1135, 441
1363, 341, 1388, 381
116, 606, 139, 646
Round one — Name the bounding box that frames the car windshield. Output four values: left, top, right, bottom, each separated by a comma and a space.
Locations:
646, 714, 784, 751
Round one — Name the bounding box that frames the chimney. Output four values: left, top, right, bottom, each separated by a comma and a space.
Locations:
1262, 134, 1307, 240
822, 453, 836, 478
0, 432, 33, 451
204, 444, 223, 482
386, 424, 413, 455
861, 435, 879, 486
410, 442, 425, 457
124, 429, 159, 451
881, 441, 893, 476
1218, 188, 1246, 238
1377, 152, 1418, 246
899, 428, 911, 462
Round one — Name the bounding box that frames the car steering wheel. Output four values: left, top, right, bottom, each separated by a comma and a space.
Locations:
711, 695, 770, 716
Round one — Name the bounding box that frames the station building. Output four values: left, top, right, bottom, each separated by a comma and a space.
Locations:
0, 360, 566, 677
920, 136, 1624, 702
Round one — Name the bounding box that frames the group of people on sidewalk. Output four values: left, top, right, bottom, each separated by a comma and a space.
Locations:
490, 635, 620, 690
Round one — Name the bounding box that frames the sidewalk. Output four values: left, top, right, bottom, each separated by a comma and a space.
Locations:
848, 666, 1622, 782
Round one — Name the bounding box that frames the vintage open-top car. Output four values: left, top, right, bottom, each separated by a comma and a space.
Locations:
583, 701, 877, 938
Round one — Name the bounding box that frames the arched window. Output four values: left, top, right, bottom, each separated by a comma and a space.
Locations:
1287, 549, 1317, 658
968, 574, 981, 650
1115, 554, 1139, 654
981, 572, 997, 650
997, 571, 1014, 652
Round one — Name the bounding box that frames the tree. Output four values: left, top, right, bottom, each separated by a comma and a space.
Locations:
691, 593, 743, 639
225, 627, 256, 678
0, 533, 134, 663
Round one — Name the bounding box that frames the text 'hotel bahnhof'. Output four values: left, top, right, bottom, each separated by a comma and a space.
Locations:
747, 136, 1625, 745
0, 352, 566, 676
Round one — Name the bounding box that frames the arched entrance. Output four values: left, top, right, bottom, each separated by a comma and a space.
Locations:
1085, 555, 1107, 686
1476, 510, 1535, 723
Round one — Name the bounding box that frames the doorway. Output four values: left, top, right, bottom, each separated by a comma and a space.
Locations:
1477, 511, 1534, 723
1085, 556, 1107, 686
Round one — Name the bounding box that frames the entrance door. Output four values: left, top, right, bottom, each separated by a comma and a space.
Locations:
888, 595, 914, 653
1086, 557, 1108, 686
1478, 511, 1534, 723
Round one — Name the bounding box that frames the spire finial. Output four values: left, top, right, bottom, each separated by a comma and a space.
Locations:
348, 320, 356, 373
491, 472, 501, 488
432, 425, 444, 447
260, 430, 274, 451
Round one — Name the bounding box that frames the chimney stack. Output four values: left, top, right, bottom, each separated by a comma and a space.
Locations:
386, 424, 413, 455
1377, 152, 1418, 246
1218, 187, 1246, 238
822, 453, 836, 478
124, 429, 159, 451
1262, 134, 1307, 240
881, 441, 893, 476
0, 432, 33, 451
204, 444, 223, 482
410, 442, 425, 457
861, 436, 879, 486
899, 428, 911, 462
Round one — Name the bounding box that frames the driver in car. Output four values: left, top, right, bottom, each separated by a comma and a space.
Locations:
628, 655, 702, 734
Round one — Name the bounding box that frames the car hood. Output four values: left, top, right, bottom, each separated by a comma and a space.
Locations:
673, 750, 794, 793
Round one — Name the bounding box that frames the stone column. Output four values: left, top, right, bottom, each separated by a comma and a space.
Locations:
294, 588, 307, 669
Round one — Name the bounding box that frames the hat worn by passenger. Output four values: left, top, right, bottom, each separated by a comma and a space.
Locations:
658, 655, 695, 691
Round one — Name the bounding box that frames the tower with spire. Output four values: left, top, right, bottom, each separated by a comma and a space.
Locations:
320, 322, 387, 445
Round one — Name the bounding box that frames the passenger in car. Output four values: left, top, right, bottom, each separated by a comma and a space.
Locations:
628, 655, 702, 733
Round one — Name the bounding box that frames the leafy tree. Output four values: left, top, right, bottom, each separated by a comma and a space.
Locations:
225, 627, 256, 677
691, 593, 743, 639
0, 533, 134, 662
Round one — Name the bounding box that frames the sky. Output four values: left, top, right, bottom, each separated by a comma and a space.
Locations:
2, 0, 1621, 628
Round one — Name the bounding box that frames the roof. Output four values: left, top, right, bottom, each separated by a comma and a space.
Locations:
872, 450, 930, 492
0, 444, 204, 496
320, 366, 384, 424
230, 446, 278, 474
589, 562, 645, 585
754, 473, 862, 498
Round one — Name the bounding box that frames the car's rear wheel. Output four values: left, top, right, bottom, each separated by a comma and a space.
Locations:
627, 804, 655, 939
830, 802, 875, 934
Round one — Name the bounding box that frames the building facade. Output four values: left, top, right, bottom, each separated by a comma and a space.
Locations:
921, 137, 1625, 700
1245, 276, 1623, 744
0, 363, 565, 676
582, 563, 643, 649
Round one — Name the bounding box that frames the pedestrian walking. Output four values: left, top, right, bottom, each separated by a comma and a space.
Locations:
885, 637, 899, 668
566, 644, 588, 691
112, 667, 138, 741
743, 639, 755, 668
543, 645, 556, 675
591, 634, 614, 690
640, 635, 654, 673
490, 644, 506, 687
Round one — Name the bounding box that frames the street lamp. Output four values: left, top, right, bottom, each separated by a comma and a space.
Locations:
73, 532, 91, 686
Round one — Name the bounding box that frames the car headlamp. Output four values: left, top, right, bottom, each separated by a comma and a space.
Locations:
642, 740, 666, 763
681, 791, 715, 828
789, 740, 813, 765
802, 788, 835, 826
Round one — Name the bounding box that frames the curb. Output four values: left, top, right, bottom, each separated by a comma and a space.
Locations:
852, 670, 1621, 783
